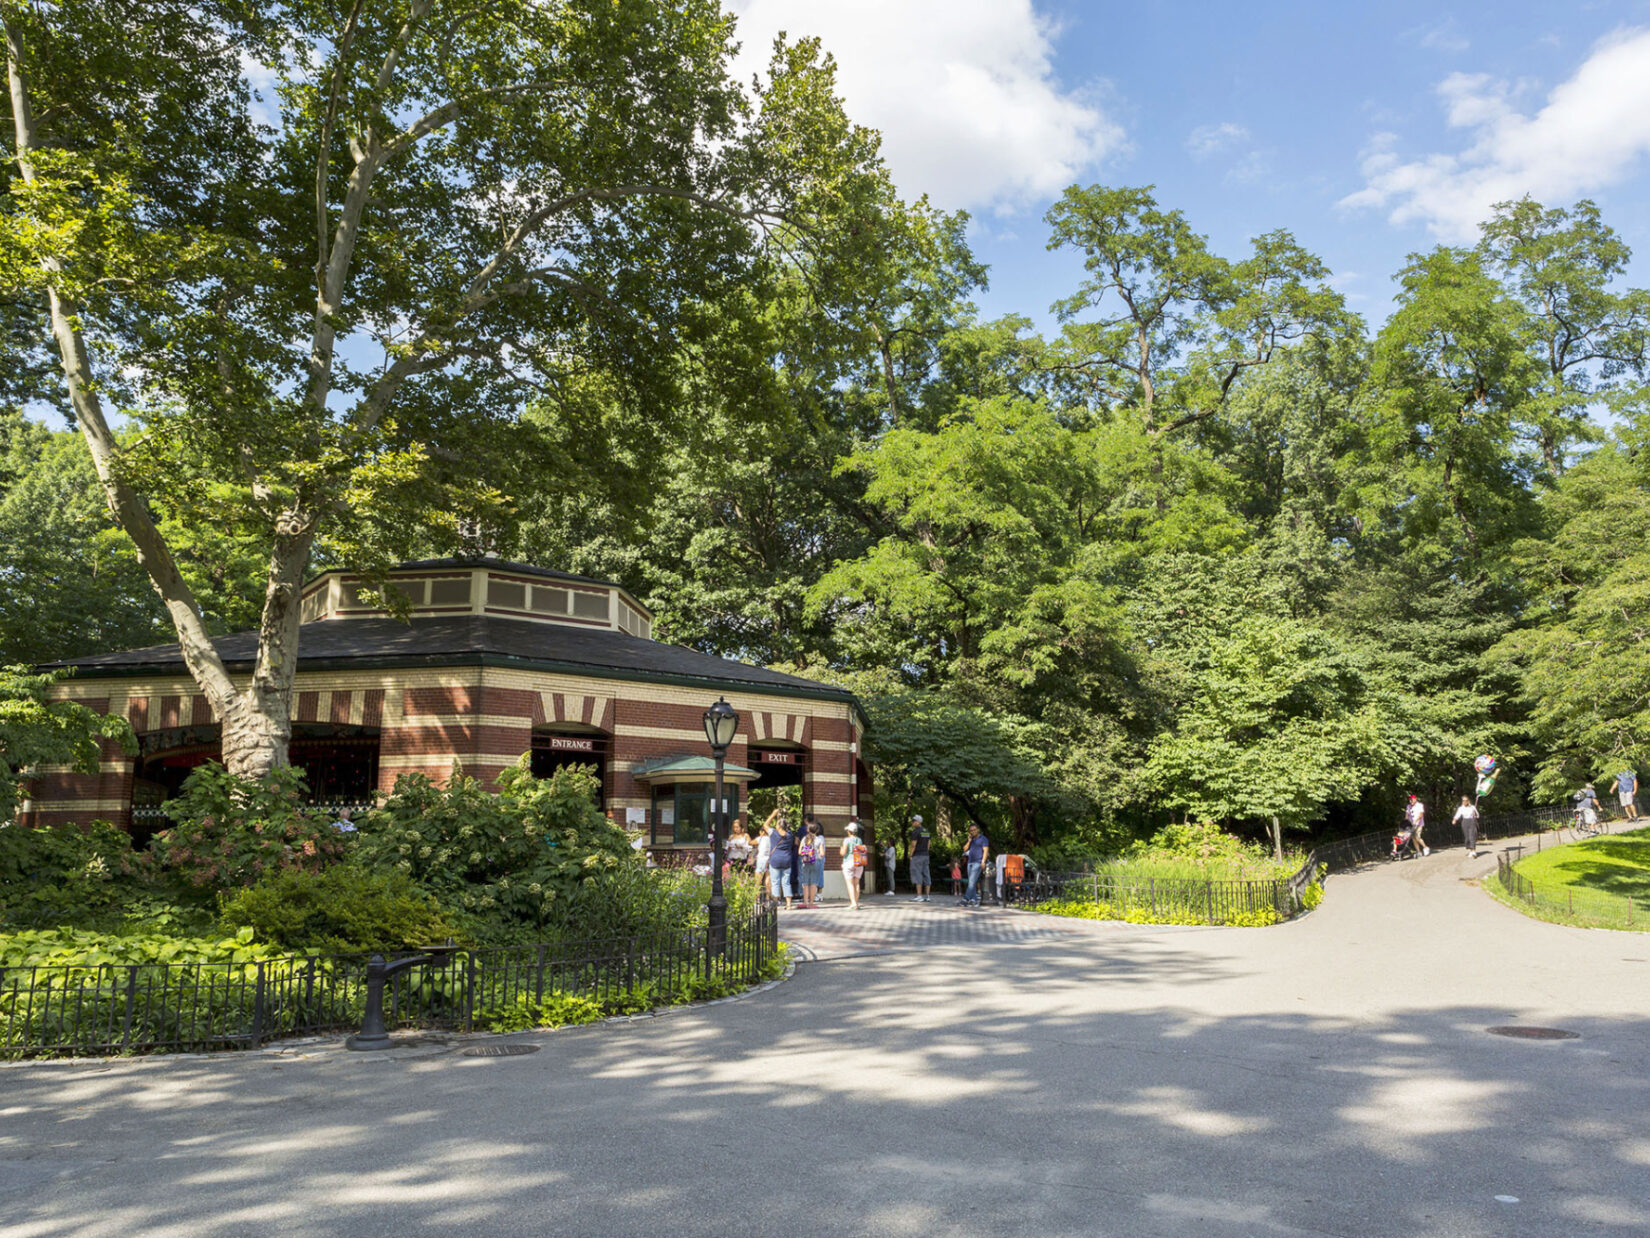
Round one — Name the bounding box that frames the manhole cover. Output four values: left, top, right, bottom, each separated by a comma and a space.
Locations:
461, 1043, 540, 1058
1486, 1026, 1579, 1040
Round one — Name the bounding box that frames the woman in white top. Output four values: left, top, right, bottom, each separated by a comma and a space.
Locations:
725, 820, 753, 875
840, 821, 865, 909
1452, 796, 1480, 857
753, 819, 773, 902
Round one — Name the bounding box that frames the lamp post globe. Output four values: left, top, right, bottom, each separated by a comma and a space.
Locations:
702, 698, 739, 956
703, 697, 738, 754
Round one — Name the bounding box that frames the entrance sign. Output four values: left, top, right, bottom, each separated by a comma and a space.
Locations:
548, 736, 596, 753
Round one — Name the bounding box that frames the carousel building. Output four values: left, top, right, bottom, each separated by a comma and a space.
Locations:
24, 558, 873, 857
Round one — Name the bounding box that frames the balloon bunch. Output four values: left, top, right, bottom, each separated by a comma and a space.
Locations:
1474, 754, 1497, 798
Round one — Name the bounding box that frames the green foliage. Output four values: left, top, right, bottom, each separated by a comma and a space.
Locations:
148, 764, 346, 890
1488, 442, 1650, 797
1300, 880, 1325, 912
0, 924, 284, 969
355, 761, 637, 928
478, 942, 787, 1032
0, 818, 147, 928
217, 863, 454, 953
1033, 894, 1281, 927
0, 667, 135, 823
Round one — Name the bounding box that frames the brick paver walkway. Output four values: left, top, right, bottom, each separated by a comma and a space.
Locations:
777, 895, 1108, 959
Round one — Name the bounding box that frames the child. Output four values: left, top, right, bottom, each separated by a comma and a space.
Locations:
949, 858, 963, 899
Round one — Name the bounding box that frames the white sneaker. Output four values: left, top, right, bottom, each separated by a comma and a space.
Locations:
1422, 846, 1431, 856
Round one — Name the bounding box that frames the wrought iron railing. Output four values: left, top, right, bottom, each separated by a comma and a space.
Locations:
1020, 869, 1297, 924
0, 904, 778, 1060
1025, 798, 1634, 926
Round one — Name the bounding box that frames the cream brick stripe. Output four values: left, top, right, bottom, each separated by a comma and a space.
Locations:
24, 805, 128, 815
396, 712, 539, 728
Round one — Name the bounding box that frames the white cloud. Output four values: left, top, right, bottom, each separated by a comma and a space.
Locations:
1341, 27, 1650, 241
726, 0, 1123, 213
1414, 17, 1470, 54
1186, 122, 1249, 159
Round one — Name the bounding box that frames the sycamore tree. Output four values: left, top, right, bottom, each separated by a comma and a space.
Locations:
3, 0, 888, 776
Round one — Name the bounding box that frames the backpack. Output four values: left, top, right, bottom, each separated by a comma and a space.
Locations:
851, 842, 868, 867
799, 836, 817, 862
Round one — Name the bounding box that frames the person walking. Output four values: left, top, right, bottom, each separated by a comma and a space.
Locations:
840, 822, 866, 910
1453, 795, 1480, 857
961, 823, 990, 907
883, 837, 898, 896
766, 813, 796, 911
797, 817, 824, 908
993, 849, 1008, 905
1616, 769, 1638, 822
1406, 794, 1428, 856
908, 816, 932, 902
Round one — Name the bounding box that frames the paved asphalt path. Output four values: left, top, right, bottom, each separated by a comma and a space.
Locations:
3, 837, 1649, 1237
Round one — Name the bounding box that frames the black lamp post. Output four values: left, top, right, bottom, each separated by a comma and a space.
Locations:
702, 697, 740, 954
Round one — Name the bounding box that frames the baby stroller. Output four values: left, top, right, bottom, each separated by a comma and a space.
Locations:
1390, 824, 1417, 860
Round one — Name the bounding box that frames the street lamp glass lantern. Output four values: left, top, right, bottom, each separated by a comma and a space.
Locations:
703, 698, 739, 754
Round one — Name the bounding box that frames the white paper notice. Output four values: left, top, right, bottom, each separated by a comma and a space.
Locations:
626, 807, 645, 824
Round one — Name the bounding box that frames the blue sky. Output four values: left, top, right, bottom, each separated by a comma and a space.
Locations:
730, 1, 1650, 333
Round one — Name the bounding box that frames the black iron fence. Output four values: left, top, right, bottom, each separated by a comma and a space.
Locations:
1304, 798, 1631, 878
1021, 869, 1301, 925
0, 904, 778, 1060
1026, 798, 1635, 927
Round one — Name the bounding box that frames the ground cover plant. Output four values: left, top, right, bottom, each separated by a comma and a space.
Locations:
1490, 826, 1650, 931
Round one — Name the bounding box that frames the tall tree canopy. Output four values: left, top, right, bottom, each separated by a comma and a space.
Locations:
2, 0, 895, 776
6, 5, 1649, 856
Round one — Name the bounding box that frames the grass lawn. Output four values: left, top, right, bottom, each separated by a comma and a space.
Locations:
1493, 825, 1650, 931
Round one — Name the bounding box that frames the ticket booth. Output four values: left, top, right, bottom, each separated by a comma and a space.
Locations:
630, 755, 757, 852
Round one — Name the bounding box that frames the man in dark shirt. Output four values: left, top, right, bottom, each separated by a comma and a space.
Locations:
908, 816, 932, 902
962, 824, 990, 907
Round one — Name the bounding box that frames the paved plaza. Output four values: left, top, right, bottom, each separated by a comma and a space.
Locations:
3, 838, 1648, 1236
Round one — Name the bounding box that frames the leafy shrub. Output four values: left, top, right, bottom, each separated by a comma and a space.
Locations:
149, 764, 346, 890
1300, 880, 1325, 912
553, 864, 760, 940
217, 863, 455, 952
0, 820, 149, 928
1128, 819, 1269, 865
355, 760, 638, 927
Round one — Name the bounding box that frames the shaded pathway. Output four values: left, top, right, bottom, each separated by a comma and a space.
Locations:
2, 833, 1647, 1237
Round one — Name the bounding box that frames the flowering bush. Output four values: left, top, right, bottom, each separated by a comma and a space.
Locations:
148, 764, 346, 890
354, 759, 638, 928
